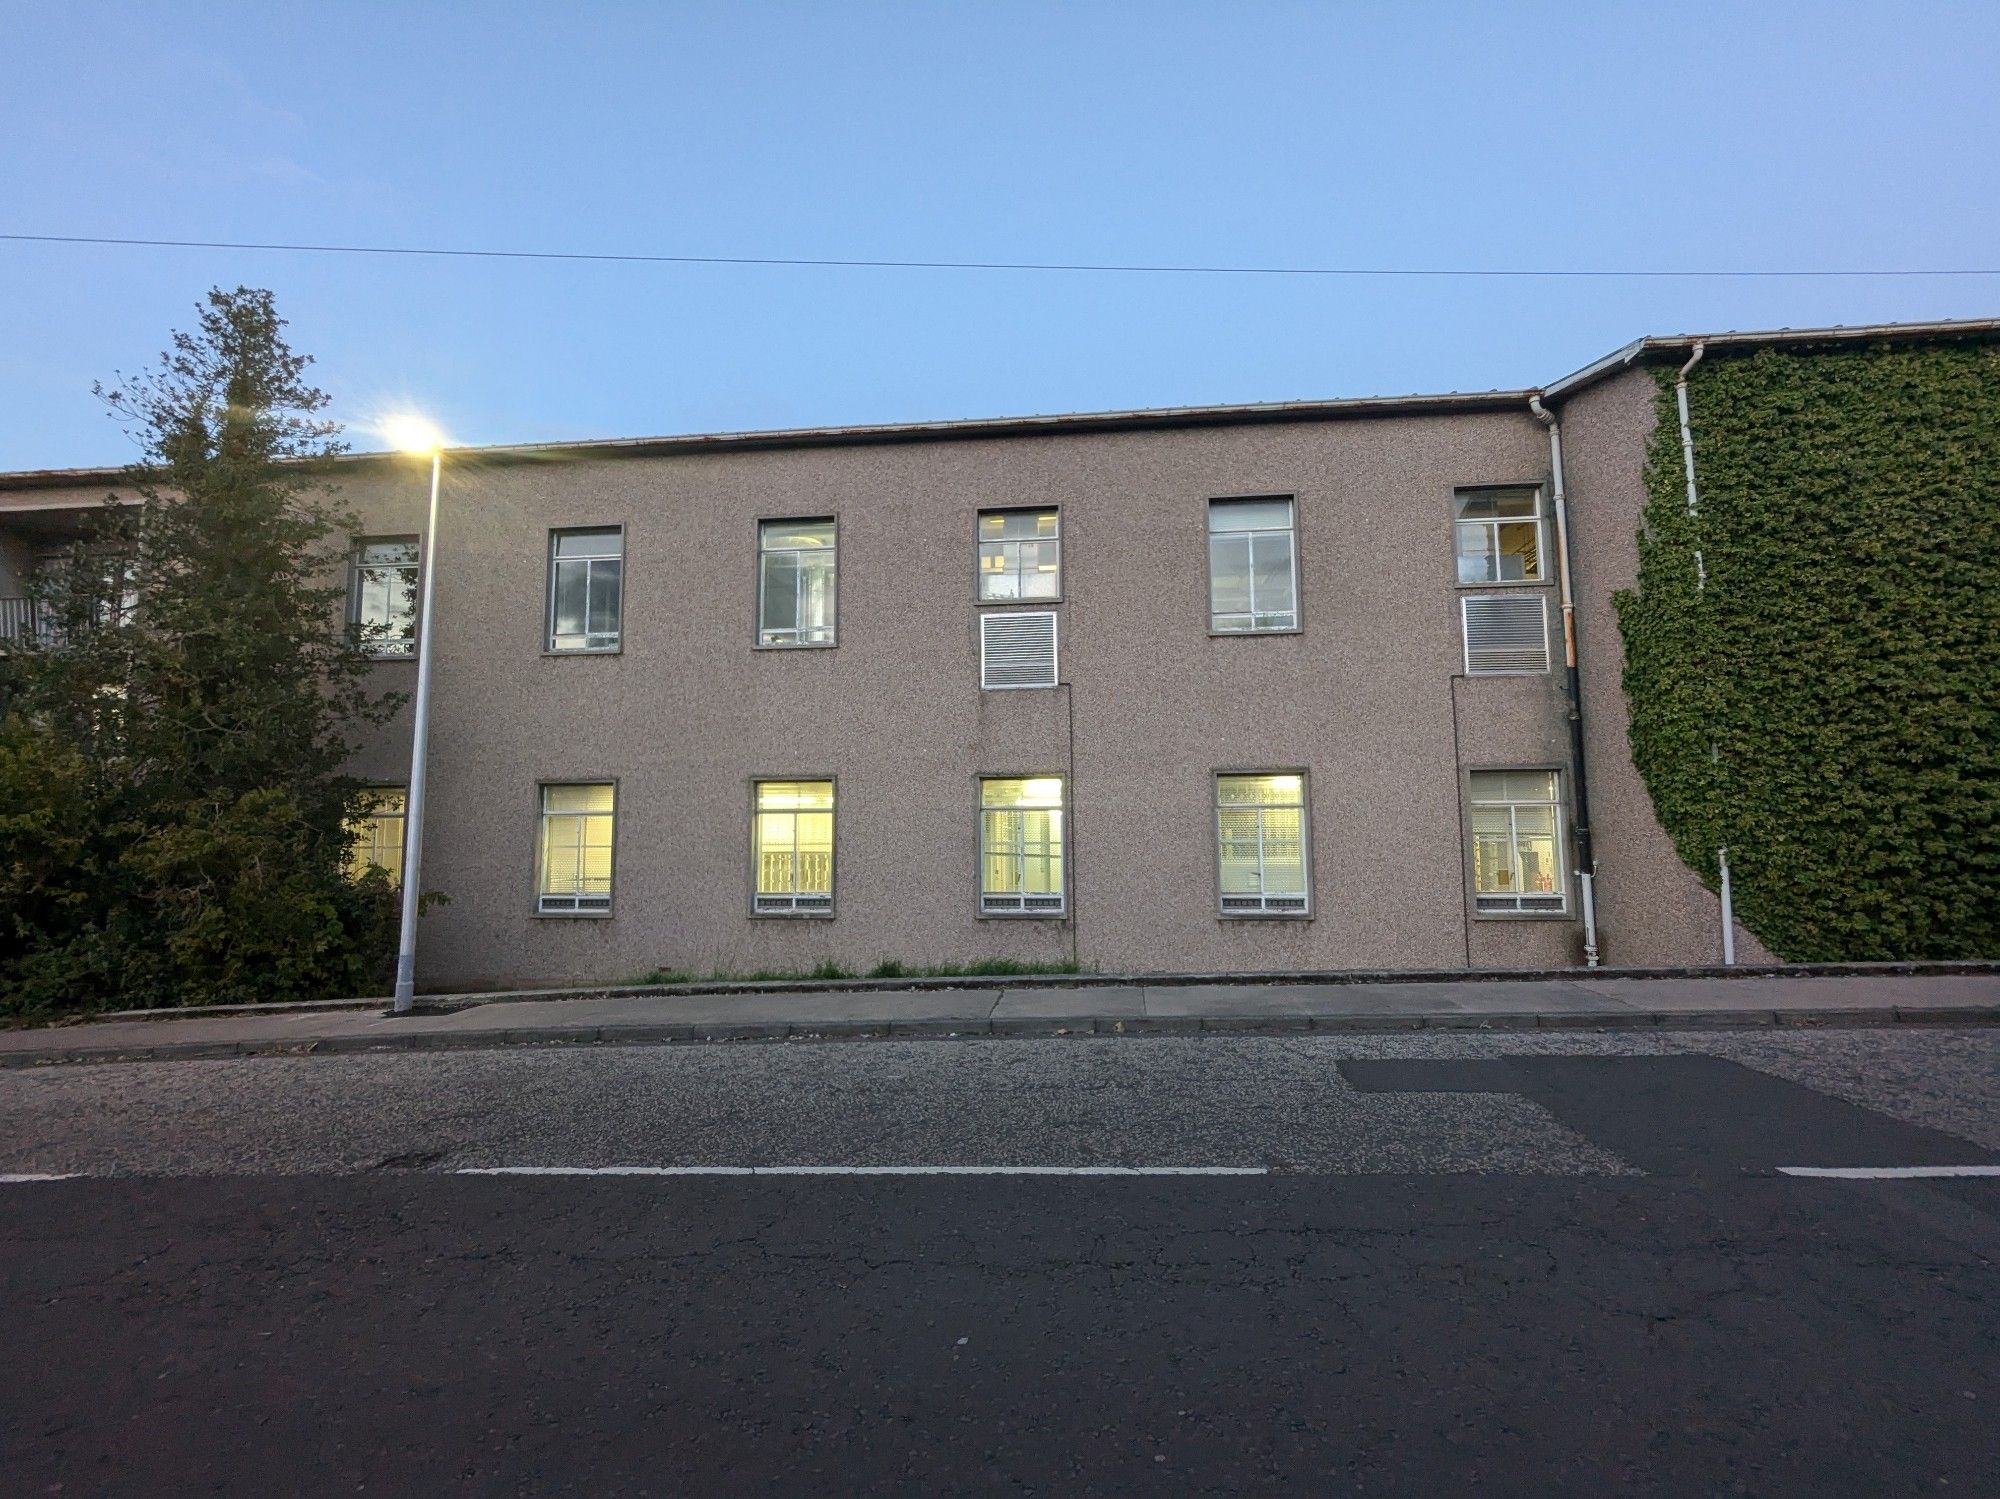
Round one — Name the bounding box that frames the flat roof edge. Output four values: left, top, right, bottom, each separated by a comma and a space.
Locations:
0, 388, 1535, 490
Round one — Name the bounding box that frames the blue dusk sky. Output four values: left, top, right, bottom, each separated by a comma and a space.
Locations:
3, 0, 1997, 469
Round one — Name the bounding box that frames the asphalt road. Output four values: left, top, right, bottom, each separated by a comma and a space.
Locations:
3, 1028, 1997, 1496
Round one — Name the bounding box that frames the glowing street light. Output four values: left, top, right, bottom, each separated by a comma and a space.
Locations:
385, 416, 446, 1014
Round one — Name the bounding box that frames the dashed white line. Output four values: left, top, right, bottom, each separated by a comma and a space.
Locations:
1777, 1165, 2000, 1179
456, 1165, 1270, 1177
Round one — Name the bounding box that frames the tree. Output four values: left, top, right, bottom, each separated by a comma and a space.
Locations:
0, 287, 404, 1013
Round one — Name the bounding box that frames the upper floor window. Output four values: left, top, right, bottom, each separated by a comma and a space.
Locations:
979, 776, 1066, 914
539, 782, 616, 914
1215, 772, 1310, 915
1469, 770, 1566, 913
1208, 497, 1297, 633
759, 519, 837, 647
347, 787, 407, 883
1454, 486, 1544, 584
548, 527, 624, 653
978, 508, 1060, 601
351, 538, 419, 657
753, 780, 835, 913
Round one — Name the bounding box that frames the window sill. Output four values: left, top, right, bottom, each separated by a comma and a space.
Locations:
531, 910, 615, 920
976, 910, 1069, 921
543, 646, 623, 658
1454, 579, 1551, 590
1217, 911, 1313, 923
753, 640, 838, 651
1207, 626, 1303, 639
360, 652, 417, 663
1472, 909, 1573, 922
749, 909, 836, 920
976, 594, 1064, 608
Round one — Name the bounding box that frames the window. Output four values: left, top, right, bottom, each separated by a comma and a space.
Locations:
980, 777, 1066, 914
1216, 773, 1309, 915
979, 610, 1059, 689
758, 520, 836, 646
1455, 487, 1544, 584
978, 508, 1060, 601
1208, 497, 1297, 632
351, 538, 419, 657
1462, 594, 1551, 674
548, 528, 623, 652
347, 788, 407, 883
1470, 770, 1567, 913
753, 780, 834, 913
539, 783, 616, 913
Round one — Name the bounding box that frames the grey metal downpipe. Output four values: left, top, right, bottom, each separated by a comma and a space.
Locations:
1673, 343, 1736, 965
1529, 394, 1600, 967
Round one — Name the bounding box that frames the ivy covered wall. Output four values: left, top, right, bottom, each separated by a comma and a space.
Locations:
1613, 341, 1999, 960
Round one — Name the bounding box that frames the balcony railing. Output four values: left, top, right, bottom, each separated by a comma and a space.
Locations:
0, 597, 56, 646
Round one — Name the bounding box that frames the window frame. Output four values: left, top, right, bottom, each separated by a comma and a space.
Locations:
975, 773, 1069, 918
347, 785, 408, 885
543, 525, 626, 656
974, 506, 1063, 605
1205, 495, 1302, 636
1452, 484, 1547, 589
1465, 767, 1570, 918
533, 779, 619, 918
755, 516, 839, 650
748, 775, 838, 917
349, 535, 421, 660
1212, 769, 1313, 919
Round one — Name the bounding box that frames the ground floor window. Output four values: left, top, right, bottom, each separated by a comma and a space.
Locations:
754, 780, 834, 913
539, 783, 615, 913
1216, 772, 1309, 915
980, 776, 1066, 914
347, 788, 407, 883
1470, 770, 1566, 913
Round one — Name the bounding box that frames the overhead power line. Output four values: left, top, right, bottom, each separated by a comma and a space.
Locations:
2, 232, 1997, 279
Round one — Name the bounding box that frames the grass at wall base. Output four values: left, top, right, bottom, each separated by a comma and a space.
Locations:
1615, 342, 1999, 961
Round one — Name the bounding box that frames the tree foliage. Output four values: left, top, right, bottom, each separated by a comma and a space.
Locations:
1615, 342, 2000, 960
0, 287, 403, 1014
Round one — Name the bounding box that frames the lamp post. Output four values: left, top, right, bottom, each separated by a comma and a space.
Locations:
384, 417, 445, 1014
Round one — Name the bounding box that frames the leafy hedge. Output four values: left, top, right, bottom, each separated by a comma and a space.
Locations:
1614, 341, 2000, 960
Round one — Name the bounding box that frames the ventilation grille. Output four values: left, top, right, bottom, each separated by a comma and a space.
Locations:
1221, 894, 1309, 915
982, 892, 1066, 914
980, 611, 1059, 689
1462, 595, 1550, 674
539, 893, 612, 914
755, 893, 833, 915
1476, 892, 1567, 915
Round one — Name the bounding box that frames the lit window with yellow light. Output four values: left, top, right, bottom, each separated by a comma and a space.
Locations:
1470, 770, 1567, 913
1216, 772, 1309, 915
977, 509, 1060, 601
539, 783, 616, 914
1454, 487, 1544, 584
754, 780, 835, 914
979, 776, 1066, 914
347, 788, 407, 883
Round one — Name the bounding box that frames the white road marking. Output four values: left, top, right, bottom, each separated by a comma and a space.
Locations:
1777, 1165, 2000, 1179
0, 1173, 79, 1183
456, 1164, 1270, 1177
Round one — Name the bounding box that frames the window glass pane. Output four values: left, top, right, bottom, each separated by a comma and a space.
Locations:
1260, 808, 1306, 895
754, 811, 794, 894
1217, 807, 1263, 893
1468, 771, 1506, 801
761, 520, 835, 550
1209, 497, 1293, 533
982, 808, 1019, 894
1455, 494, 1499, 521
587, 558, 622, 637
359, 540, 419, 567
795, 811, 834, 893
1018, 539, 1060, 598
545, 783, 615, 814
1251, 531, 1296, 620
1490, 490, 1539, 518
542, 823, 582, 893
798, 548, 836, 639
554, 527, 622, 559
552, 558, 588, 642
1496, 520, 1541, 581
1218, 773, 1302, 806
757, 780, 834, 810
760, 551, 799, 634
1470, 807, 1516, 892
981, 509, 1057, 542
981, 776, 1064, 809
1209, 534, 1251, 624
977, 541, 1017, 600
1021, 809, 1062, 894
1456, 524, 1498, 584
1498, 770, 1558, 803
1516, 830, 1559, 894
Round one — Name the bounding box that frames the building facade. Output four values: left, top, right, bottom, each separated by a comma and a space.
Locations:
5, 321, 1992, 992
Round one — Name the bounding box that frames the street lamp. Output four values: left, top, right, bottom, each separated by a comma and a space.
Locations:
384, 417, 444, 1014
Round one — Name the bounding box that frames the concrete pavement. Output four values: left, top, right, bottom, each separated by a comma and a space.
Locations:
3, 967, 1997, 1067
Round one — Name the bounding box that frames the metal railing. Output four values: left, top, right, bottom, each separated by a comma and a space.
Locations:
0, 596, 54, 645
